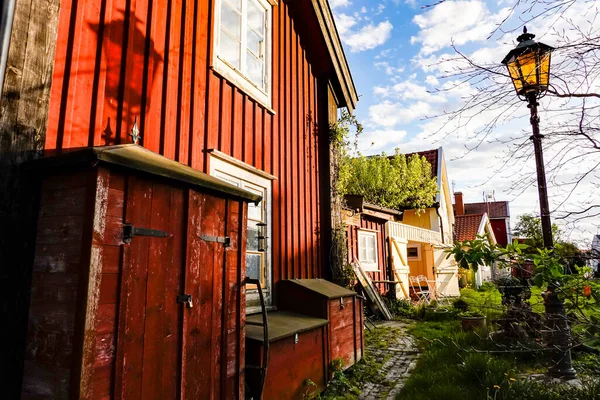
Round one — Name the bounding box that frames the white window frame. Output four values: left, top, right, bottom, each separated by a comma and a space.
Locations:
212, 0, 273, 108
208, 151, 276, 311
407, 245, 421, 261
357, 230, 378, 272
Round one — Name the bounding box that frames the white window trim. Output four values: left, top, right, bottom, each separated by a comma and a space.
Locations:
357, 230, 378, 272
209, 154, 275, 309
212, 0, 273, 108
407, 245, 421, 261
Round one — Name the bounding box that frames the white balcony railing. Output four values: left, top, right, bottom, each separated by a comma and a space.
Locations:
388, 221, 442, 245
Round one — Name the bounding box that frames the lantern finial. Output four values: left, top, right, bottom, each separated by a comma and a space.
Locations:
517, 26, 535, 43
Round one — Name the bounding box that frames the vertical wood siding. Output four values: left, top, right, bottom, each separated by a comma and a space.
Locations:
347, 217, 390, 294
23, 166, 248, 398
44, 0, 329, 287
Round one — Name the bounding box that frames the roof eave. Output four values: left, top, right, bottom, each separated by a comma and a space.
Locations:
311, 0, 358, 112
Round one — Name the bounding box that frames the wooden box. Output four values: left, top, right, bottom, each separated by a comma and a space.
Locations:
22, 145, 257, 399
277, 279, 364, 371
245, 311, 329, 399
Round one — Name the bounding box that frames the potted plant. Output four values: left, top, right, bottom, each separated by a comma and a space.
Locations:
459, 310, 486, 331
496, 276, 530, 307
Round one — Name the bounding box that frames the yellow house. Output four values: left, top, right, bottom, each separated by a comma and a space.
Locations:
387, 148, 460, 298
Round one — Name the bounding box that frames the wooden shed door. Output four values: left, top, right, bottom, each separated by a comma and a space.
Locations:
117, 177, 187, 399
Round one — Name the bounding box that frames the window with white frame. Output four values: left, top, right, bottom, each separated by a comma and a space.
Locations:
209, 152, 275, 309
357, 230, 378, 271
214, 0, 272, 106
407, 245, 421, 261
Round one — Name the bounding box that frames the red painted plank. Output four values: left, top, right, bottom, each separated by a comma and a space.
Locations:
140, 182, 171, 399
298, 43, 307, 278
231, 89, 244, 160
161, 187, 185, 399
163, 0, 183, 160
178, 0, 194, 164
144, 0, 168, 153
99, 273, 119, 304
120, 0, 149, 145
219, 82, 233, 154
290, 14, 299, 279
206, 73, 222, 163
189, 0, 210, 170
116, 176, 152, 400
102, 245, 121, 274
210, 195, 226, 400
254, 103, 263, 170
243, 100, 253, 165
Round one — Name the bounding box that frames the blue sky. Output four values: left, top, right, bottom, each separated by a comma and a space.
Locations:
329, 0, 599, 244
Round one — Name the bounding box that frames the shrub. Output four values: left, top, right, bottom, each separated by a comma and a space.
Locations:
478, 281, 496, 292
453, 298, 469, 312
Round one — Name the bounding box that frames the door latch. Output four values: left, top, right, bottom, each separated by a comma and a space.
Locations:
177, 294, 193, 308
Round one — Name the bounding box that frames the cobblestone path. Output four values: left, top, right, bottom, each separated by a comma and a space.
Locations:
359, 320, 420, 400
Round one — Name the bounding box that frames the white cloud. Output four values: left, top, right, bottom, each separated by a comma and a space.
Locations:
410, 0, 511, 55
374, 61, 405, 76
343, 21, 394, 52
425, 75, 439, 86
335, 13, 357, 36
368, 100, 436, 127
329, 0, 351, 9
356, 129, 408, 154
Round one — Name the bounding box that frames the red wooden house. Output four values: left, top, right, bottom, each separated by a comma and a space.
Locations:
0, 0, 362, 398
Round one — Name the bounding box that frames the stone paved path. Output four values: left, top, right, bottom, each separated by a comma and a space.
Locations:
359, 320, 420, 400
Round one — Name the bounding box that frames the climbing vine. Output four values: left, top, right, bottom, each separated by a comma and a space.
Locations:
329, 111, 362, 287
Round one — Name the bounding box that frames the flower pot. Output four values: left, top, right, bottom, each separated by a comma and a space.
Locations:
461, 316, 486, 331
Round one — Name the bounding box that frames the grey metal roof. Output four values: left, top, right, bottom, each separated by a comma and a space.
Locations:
28, 144, 262, 204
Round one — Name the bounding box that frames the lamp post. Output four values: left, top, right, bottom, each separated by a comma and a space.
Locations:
501, 27, 577, 379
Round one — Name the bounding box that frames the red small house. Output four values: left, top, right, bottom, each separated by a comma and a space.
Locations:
0, 0, 362, 398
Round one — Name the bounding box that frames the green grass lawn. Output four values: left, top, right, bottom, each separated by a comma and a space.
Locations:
400, 319, 600, 400
397, 287, 600, 400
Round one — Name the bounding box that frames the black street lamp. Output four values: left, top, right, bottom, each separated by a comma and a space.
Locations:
501, 27, 577, 380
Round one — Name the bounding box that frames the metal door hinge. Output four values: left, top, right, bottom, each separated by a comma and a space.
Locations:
123, 223, 170, 244
177, 294, 193, 308
199, 235, 231, 247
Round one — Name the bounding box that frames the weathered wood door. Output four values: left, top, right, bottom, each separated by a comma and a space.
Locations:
114, 176, 241, 399
116, 176, 188, 399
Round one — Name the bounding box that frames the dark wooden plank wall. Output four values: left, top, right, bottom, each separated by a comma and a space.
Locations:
21, 170, 95, 399
347, 216, 390, 294
43, 0, 331, 289
0, 0, 62, 394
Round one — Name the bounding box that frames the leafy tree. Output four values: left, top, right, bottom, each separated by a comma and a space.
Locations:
342, 151, 439, 211
513, 214, 562, 250
514, 214, 586, 272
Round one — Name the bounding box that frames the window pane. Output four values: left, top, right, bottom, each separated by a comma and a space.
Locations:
225, 0, 242, 10
359, 247, 367, 262
247, 30, 262, 56
246, 52, 264, 88
246, 253, 262, 279
247, 0, 265, 34
247, 221, 259, 251
219, 29, 241, 69
221, 2, 241, 38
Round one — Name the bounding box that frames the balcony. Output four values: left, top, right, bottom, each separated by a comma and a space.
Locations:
387, 221, 442, 245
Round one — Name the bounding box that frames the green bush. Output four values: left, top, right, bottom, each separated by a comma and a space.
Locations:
478, 281, 497, 292
452, 298, 469, 312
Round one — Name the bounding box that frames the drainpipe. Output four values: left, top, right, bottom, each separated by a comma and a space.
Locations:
0, 0, 16, 94
434, 202, 444, 244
